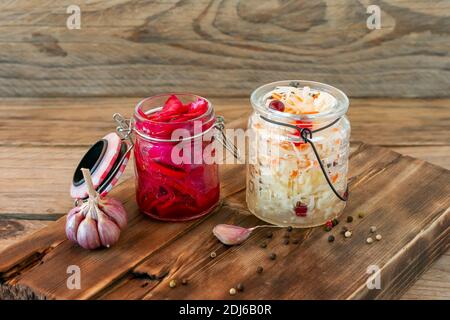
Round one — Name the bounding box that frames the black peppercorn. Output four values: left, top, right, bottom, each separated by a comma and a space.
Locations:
181, 279, 188, 286
260, 242, 267, 249
269, 253, 277, 260
332, 218, 339, 226
236, 283, 244, 292
328, 235, 335, 242
266, 231, 273, 238
283, 239, 290, 245
287, 226, 293, 232
257, 266, 264, 273
347, 216, 353, 223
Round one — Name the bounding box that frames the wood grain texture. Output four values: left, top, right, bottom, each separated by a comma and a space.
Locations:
0, 0, 448, 98
0, 97, 448, 299
0, 143, 448, 299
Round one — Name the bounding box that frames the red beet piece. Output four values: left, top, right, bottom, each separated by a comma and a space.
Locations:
294, 201, 308, 217
162, 95, 188, 114
188, 98, 208, 114
269, 100, 285, 112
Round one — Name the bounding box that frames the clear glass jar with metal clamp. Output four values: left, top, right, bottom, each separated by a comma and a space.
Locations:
70, 93, 238, 222
246, 81, 350, 228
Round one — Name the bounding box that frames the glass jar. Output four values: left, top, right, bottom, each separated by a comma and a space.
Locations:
133, 94, 220, 221
246, 80, 350, 228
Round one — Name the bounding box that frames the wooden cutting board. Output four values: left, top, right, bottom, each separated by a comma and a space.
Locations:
0, 143, 448, 300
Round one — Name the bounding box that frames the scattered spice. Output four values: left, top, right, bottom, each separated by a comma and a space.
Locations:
260, 242, 267, 249
287, 226, 293, 232
328, 235, 335, 242
266, 231, 273, 238
210, 251, 217, 258
366, 237, 374, 244
289, 81, 300, 88
169, 279, 177, 288
344, 231, 352, 238
283, 239, 290, 245
236, 283, 244, 292
257, 266, 264, 274
269, 253, 277, 260
346, 216, 353, 223
324, 226, 332, 232
332, 218, 339, 226
376, 234, 382, 241
292, 239, 299, 244
229, 288, 237, 296
370, 226, 377, 233
358, 213, 365, 219
181, 279, 188, 286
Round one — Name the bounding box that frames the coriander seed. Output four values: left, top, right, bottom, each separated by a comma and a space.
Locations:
370, 226, 377, 233
366, 237, 374, 244
169, 279, 177, 288
229, 288, 237, 295
344, 231, 352, 238
376, 234, 382, 241
210, 251, 217, 258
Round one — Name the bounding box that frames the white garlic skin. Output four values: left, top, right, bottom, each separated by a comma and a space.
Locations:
77, 216, 102, 250
212, 224, 253, 245
65, 196, 128, 250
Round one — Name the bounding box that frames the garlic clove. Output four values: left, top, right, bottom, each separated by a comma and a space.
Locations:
99, 198, 127, 229
212, 224, 253, 245
66, 211, 84, 243
67, 206, 81, 218
76, 216, 101, 250
97, 210, 121, 248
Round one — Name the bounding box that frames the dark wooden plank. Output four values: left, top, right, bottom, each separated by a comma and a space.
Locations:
0, 1, 448, 97
402, 251, 450, 300
0, 144, 448, 299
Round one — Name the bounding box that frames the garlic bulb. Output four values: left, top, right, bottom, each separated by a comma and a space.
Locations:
66, 168, 128, 250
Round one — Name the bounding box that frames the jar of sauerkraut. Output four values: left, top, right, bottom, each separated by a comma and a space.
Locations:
246, 80, 350, 228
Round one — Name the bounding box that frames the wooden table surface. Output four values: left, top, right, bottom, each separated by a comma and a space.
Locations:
0, 96, 448, 299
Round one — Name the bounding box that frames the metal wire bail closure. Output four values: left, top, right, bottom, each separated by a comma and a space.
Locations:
213, 116, 241, 160
113, 113, 240, 160
260, 115, 349, 202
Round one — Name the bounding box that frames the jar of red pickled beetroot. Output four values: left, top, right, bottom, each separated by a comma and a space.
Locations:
132, 94, 220, 221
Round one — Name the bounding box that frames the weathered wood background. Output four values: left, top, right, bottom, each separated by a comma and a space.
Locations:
0, 0, 449, 97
